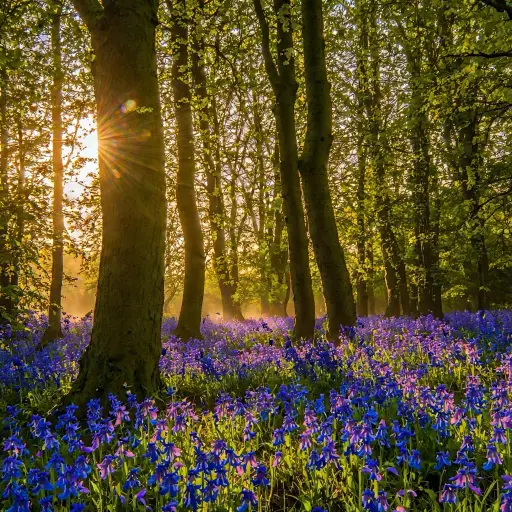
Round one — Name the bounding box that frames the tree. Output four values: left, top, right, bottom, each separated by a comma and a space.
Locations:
166, 0, 206, 340
253, 0, 315, 339
299, 0, 356, 338
42, 2, 65, 344
67, 0, 167, 409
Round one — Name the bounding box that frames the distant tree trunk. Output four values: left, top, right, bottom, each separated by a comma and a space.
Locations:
299, 0, 356, 339
251, 84, 271, 316
359, 0, 409, 317
268, 140, 288, 315
253, 0, 315, 339
227, 151, 244, 321
42, 5, 65, 345
404, 46, 435, 317
355, 53, 368, 318
457, 110, 489, 311
67, 0, 166, 410
190, 0, 240, 321
430, 166, 443, 318
367, 240, 376, 315
167, 0, 205, 340
356, 137, 368, 317
10, 120, 25, 301
0, 71, 12, 323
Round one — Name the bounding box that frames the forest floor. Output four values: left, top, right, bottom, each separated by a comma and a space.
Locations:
1, 311, 512, 511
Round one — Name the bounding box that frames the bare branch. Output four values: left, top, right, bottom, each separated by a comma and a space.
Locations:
252, 0, 280, 91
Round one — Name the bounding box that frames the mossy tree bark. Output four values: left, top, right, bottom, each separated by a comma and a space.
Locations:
67, 0, 166, 410
253, 0, 315, 339
167, 0, 206, 340
299, 0, 356, 340
42, 4, 65, 345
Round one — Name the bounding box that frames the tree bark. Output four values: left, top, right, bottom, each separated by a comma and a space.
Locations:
253, 0, 315, 339
67, 0, 166, 410
42, 4, 65, 345
299, 0, 356, 339
167, 0, 206, 340
457, 110, 489, 311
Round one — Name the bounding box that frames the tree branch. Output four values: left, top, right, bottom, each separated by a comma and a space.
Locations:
252, 0, 280, 91
444, 50, 512, 58
71, 0, 103, 31
480, 0, 512, 20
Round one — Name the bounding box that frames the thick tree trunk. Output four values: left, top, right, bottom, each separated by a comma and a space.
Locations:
168, 0, 206, 340
190, 0, 240, 321
42, 6, 65, 345
299, 0, 356, 339
67, 0, 166, 410
253, 0, 315, 339
0, 72, 12, 323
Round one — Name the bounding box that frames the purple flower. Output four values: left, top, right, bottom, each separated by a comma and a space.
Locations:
96, 455, 116, 480
237, 489, 258, 512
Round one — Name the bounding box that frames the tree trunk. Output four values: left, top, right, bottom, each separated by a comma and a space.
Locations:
0, 70, 12, 323
67, 0, 166, 410
42, 5, 65, 345
405, 47, 435, 317
367, 240, 376, 315
457, 110, 489, 311
268, 140, 288, 315
167, 0, 206, 340
356, 136, 368, 317
10, 120, 25, 303
358, 0, 409, 317
251, 83, 271, 316
299, 0, 356, 339
190, 0, 240, 320
253, 0, 315, 339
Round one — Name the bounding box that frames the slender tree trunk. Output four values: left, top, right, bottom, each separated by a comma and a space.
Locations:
0, 70, 12, 323
227, 157, 244, 320
190, 0, 240, 320
42, 5, 65, 345
359, 0, 409, 317
405, 48, 435, 317
167, 0, 206, 340
11, 120, 25, 299
431, 166, 443, 318
67, 0, 166, 410
253, 0, 315, 339
268, 140, 288, 315
355, 56, 368, 317
367, 240, 376, 315
251, 84, 271, 316
299, 0, 356, 339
